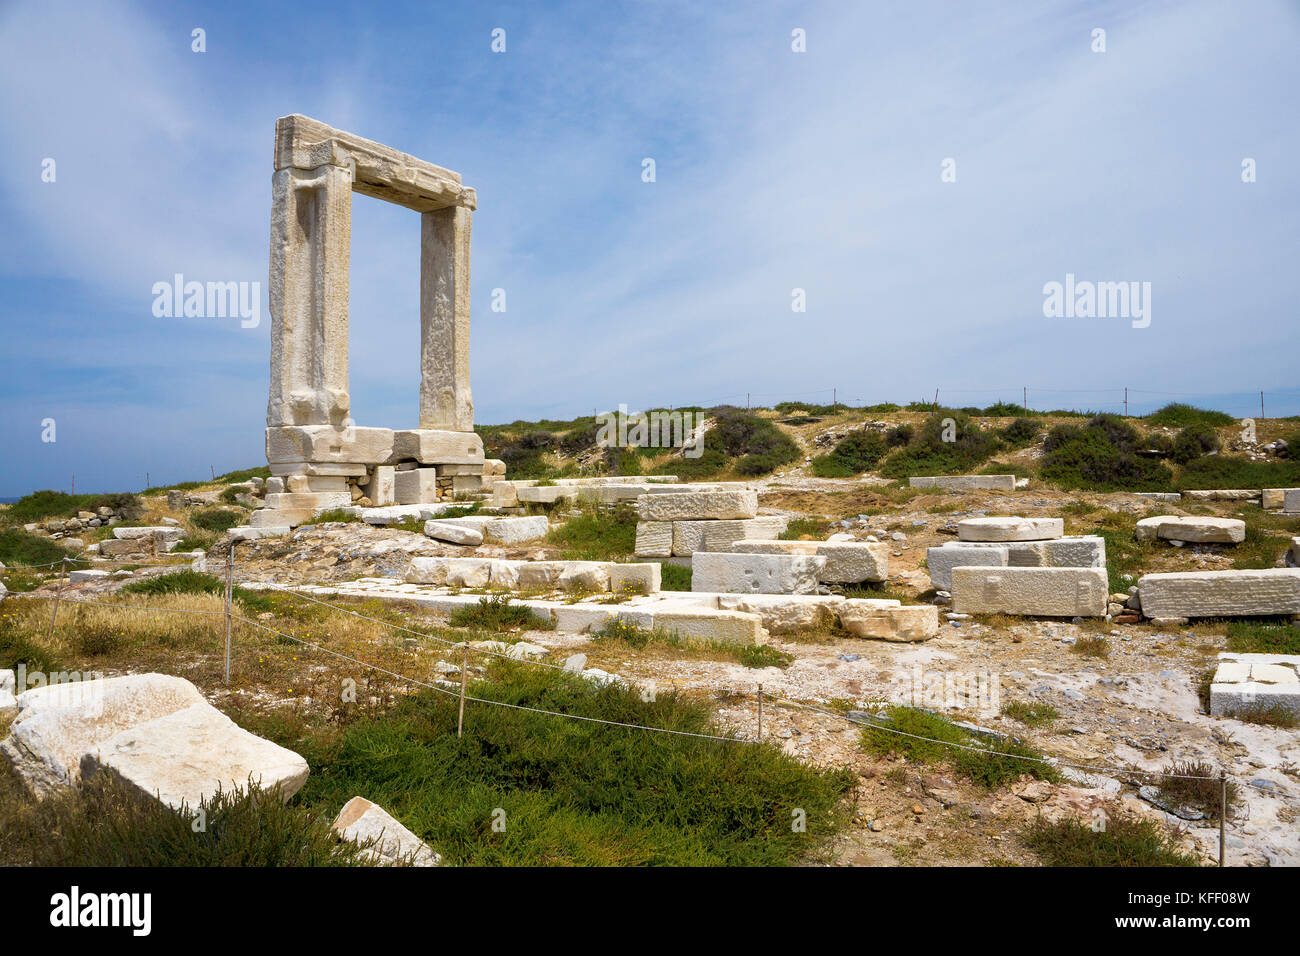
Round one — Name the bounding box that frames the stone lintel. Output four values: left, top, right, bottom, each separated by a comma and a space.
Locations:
274, 114, 475, 212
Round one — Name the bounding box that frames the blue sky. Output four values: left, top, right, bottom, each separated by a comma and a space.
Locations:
1, 0, 1297, 496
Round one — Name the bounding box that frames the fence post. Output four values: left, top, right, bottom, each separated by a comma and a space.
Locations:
757, 683, 763, 740
224, 545, 234, 684
457, 644, 469, 738
1219, 770, 1227, 867
46, 556, 69, 643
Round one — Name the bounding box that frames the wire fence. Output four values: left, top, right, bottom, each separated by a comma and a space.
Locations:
9, 553, 1299, 864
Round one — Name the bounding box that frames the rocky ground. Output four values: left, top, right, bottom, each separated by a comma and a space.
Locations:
14, 478, 1299, 867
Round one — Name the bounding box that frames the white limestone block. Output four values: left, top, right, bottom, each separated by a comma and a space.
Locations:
423, 520, 483, 546
950, 536, 1105, 569
635, 521, 673, 557
956, 517, 1063, 542
444, 559, 493, 588
670, 517, 788, 556
690, 552, 825, 595
333, 796, 441, 866
908, 475, 1016, 492
926, 545, 1008, 591
394, 467, 438, 505
229, 526, 292, 540
730, 539, 888, 583
391, 429, 485, 465
405, 557, 449, 585
716, 594, 846, 634
1138, 569, 1300, 619
649, 607, 764, 645
557, 563, 611, 592
637, 490, 758, 521
482, 516, 549, 544
68, 570, 110, 583
609, 563, 661, 594
837, 603, 940, 642
1210, 653, 1300, 719
1138, 515, 1245, 544
950, 566, 1108, 617
80, 702, 309, 811
364, 465, 396, 507
266, 425, 395, 465
0, 674, 207, 798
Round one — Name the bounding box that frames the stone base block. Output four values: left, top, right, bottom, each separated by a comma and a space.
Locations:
609, 563, 662, 594
391, 429, 485, 466
950, 566, 1108, 617
1136, 516, 1245, 544
394, 467, 438, 505
263, 491, 352, 511
649, 607, 763, 645
949, 535, 1105, 570
266, 425, 395, 466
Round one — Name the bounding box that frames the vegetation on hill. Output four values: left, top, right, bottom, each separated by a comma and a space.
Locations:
1144, 403, 1235, 429
3, 490, 143, 524
878, 413, 1003, 478
1039, 415, 1174, 491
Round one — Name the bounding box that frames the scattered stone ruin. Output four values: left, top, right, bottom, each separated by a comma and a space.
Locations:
255, 115, 484, 528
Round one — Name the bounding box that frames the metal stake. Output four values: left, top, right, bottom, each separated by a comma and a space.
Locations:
457, 645, 469, 738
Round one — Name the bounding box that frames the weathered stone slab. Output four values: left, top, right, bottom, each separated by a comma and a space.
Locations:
690, 552, 825, 595
229, 525, 292, 540
68, 570, 110, 583
649, 607, 763, 645
364, 465, 396, 507
1209, 653, 1300, 720
443, 559, 493, 588
391, 429, 485, 465
715, 595, 847, 634
482, 516, 549, 544
950, 567, 1108, 617
1138, 569, 1300, 619
0, 674, 206, 798
394, 467, 438, 505
728, 539, 887, 583
263, 491, 352, 511
557, 563, 611, 592
1181, 489, 1260, 502
837, 603, 940, 642
670, 517, 788, 556
908, 475, 1016, 492
956, 517, 1063, 542
952, 535, 1105, 569
926, 545, 1009, 591
1286, 489, 1300, 514
637, 490, 758, 522
266, 425, 395, 465
423, 520, 482, 545
81, 702, 310, 811
1134, 492, 1182, 502
1136, 516, 1244, 544
333, 796, 441, 866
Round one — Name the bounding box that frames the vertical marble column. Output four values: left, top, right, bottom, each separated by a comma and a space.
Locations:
267, 163, 352, 427
418, 201, 474, 432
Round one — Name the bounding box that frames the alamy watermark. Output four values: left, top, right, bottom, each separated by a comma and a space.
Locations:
1042, 273, 1151, 329
152, 274, 260, 328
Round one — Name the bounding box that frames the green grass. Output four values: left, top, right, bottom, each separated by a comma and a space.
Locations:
858, 706, 1058, 789
660, 564, 692, 591
1071, 635, 1110, 659
546, 505, 635, 561
0, 529, 71, 568
278, 663, 854, 865
779, 517, 833, 540
811, 431, 887, 477
1000, 701, 1060, 728
1024, 815, 1200, 866
0, 774, 375, 867
119, 569, 276, 613
594, 619, 794, 669
1224, 619, 1300, 655
447, 595, 556, 632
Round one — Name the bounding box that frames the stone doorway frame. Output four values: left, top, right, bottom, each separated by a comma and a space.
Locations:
259, 115, 486, 524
